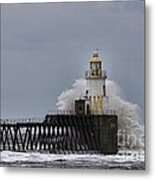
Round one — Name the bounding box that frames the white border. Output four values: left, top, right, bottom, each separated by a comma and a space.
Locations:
0, 0, 154, 179
0, 0, 142, 3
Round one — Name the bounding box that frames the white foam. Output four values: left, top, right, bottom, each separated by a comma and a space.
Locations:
56, 79, 144, 149
1, 150, 144, 163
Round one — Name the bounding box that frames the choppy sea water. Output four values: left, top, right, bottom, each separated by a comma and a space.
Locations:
0, 150, 145, 170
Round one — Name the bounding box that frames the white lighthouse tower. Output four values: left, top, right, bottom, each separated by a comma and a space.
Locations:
85, 50, 108, 115
75, 50, 108, 115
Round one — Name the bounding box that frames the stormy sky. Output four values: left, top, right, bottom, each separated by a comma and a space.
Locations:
1, 1, 144, 121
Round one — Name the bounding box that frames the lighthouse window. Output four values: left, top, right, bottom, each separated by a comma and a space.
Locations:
97, 63, 101, 69
90, 63, 92, 69
92, 64, 96, 69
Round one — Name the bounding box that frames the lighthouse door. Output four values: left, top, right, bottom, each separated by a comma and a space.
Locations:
87, 104, 90, 115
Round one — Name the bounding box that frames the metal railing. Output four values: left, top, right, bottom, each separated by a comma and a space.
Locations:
85, 70, 107, 79
0, 117, 44, 125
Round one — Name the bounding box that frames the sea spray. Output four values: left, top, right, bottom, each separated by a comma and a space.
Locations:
106, 80, 144, 149
56, 79, 144, 149
56, 79, 86, 112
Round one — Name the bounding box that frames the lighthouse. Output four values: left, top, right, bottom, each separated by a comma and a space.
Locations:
75, 50, 108, 115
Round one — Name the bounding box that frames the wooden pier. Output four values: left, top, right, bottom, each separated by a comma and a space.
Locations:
0, 115, 118, 154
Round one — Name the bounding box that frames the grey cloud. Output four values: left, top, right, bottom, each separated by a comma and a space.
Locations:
1, 1, 144, 121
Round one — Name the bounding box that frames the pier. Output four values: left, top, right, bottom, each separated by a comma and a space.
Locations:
0, 114, 117, 154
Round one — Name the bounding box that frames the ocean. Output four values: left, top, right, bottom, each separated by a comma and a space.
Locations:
0, 150, 145, 170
